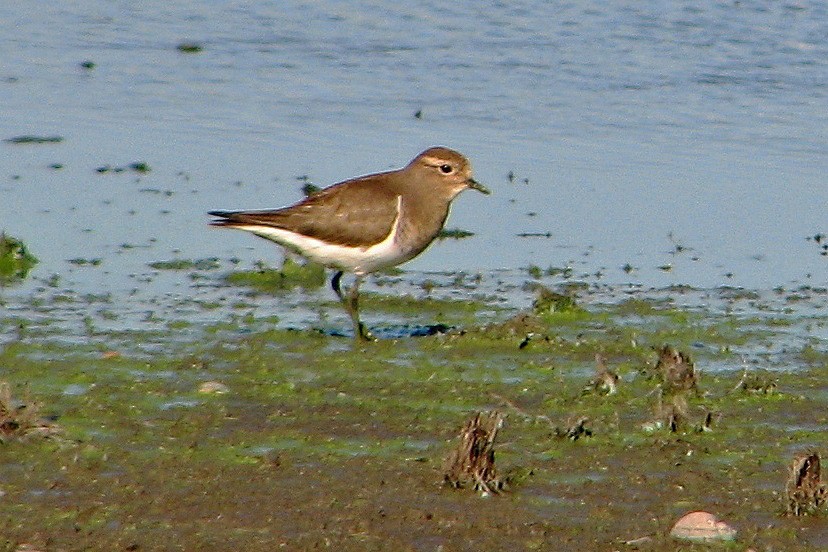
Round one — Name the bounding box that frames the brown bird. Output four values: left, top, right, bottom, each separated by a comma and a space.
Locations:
209, 147, 490, 340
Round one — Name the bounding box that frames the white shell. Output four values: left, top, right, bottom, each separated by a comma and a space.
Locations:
670, 511, 737, 542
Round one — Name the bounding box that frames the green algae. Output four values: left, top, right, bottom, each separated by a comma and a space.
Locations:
95, 162, 152, 175
531, 284, 580, 315
67, 257, 103, 267
149, 258, 220, 271
436, 228, 474, 240
363, 293, 490, 320
176, 42, 203, 53
129, 161, 150, 173
224, 258, 326, 292
4, 135, 63, 144
0, 233, 38, 285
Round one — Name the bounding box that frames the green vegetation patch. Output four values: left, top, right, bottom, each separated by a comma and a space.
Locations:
4, 280, 828, 549
437, 228, 475, 240
149, 258, 220, 271
177, 42, 203, 53
4, 135, 63, 144
0, 232, 38, 284
224, 258, 326, 292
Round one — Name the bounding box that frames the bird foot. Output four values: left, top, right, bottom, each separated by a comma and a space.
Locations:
356, 322, 376, 342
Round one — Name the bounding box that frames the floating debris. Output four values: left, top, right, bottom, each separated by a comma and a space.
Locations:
149, 258, 220, 271
96, 162, 150, 174
301, 182, 321, 197
4, 135, 63, 144
670, 511, 736, 542
807, 233, 828, 256
786, 451, 827, 516
67, 257, 102, 267
444, 411, 504, 495
437, 228, 474, 240
177, 42, 203, 53
79, 60, 96, 70
667, 231, 692, 255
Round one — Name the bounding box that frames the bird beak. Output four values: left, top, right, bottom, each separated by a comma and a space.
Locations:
467, 178, 491, 195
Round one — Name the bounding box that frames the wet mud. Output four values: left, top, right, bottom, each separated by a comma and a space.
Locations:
2, 273, 828, 550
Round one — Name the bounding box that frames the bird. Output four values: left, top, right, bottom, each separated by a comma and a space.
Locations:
209, 146, 490, 340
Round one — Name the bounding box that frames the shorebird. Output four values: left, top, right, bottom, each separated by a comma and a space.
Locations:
209, 147, 489, 340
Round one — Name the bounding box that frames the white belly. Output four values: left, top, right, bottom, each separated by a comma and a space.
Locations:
241, 197, 409, 275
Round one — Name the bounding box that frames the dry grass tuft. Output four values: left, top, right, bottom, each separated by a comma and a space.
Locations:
444, 411, 504, 495
786, 451, 827, 516
0, 382, 60, 442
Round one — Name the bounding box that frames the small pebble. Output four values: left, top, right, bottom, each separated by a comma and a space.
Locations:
198, 381, 229, 394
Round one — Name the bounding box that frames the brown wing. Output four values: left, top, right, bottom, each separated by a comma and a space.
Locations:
210, 177, 401, 247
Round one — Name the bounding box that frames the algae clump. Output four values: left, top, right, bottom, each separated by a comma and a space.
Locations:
225, 258, 326, 292
0, 232, 38, 285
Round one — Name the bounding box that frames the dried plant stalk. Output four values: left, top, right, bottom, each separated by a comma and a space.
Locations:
655, 345, 699, 394
554, 416, 592, 441
585, 353, 618, 395
444, 411, 504, 494
0, 381, 59, 441
786, 451, 827, 516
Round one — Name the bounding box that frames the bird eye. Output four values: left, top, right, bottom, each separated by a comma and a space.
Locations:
439, 164, 453, 174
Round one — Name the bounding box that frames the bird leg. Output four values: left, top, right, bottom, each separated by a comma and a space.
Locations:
331, 271, 375, 341
331, 270, 347, 303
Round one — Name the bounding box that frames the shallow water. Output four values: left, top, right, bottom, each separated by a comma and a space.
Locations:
2, 1, 828, 304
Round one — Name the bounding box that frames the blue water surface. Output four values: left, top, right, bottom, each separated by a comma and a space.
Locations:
2, 1, 827, 296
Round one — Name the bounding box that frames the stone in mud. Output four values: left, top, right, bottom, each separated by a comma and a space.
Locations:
669, 511, 736, 542
198, 381, 229, 394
